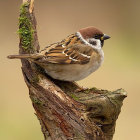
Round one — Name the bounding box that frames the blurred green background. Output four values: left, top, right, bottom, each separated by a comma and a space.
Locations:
0, 0, 140, 139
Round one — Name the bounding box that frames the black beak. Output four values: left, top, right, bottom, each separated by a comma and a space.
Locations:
101, 34, 110, 40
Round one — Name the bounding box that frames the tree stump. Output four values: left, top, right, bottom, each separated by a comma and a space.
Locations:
9, 0, 127, 139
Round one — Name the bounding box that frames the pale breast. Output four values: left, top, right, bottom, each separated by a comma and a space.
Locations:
42, 49, 104, 81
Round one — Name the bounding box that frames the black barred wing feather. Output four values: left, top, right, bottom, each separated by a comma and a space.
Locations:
38, 34, 94, 64
38, 43, 93, 65
63, 44, 93, 64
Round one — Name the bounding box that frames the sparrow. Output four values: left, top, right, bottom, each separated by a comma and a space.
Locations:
8, 26, 110, 81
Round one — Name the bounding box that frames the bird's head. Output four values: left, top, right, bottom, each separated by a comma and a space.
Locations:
77, 26, 110, 49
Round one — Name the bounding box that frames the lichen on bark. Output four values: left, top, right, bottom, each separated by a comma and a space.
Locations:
18, 2, 34, 52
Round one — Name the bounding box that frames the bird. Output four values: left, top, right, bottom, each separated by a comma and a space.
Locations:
8, 26, 110, 81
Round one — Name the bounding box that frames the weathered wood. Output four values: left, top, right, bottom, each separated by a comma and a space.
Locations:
15, 0, 127, 139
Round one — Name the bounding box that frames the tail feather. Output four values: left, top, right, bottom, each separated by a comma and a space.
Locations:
7, 54, 43, 59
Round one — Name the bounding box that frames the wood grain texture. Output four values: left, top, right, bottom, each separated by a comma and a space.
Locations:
17, 0, 127, 139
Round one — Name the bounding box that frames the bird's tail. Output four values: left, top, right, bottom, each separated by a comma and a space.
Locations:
7, 54, 43, 59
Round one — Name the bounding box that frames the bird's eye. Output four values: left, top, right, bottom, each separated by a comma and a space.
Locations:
94, 35, 99, 39
94, 34, 103, 39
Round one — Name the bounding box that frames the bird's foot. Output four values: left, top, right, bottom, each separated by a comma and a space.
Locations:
75, 87, 88, 93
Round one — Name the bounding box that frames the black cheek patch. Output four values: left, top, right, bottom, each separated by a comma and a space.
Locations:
89, 40, 97, 46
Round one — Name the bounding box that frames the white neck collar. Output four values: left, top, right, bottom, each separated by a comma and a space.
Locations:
76, 32, 102, 51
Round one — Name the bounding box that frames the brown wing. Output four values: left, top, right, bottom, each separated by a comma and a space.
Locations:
37, 35, 94, 64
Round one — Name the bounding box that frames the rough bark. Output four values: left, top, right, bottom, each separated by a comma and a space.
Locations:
15, 0, 127, 139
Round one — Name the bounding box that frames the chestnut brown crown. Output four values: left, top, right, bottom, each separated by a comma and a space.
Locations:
79, 26, 104, 39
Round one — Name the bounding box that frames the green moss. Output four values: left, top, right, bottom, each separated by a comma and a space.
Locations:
30, 75, 39, 83
70, 93, 80, 101
82, 87, 109, 94
18, 2, 34, 52
30, 96, 43, 105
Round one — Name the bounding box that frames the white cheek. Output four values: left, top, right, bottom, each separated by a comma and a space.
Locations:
87, 38, 102, 50
76, 32, 102, 50
95, 39, 102, 49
